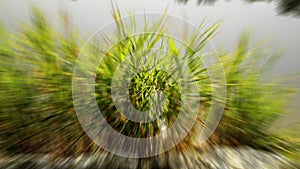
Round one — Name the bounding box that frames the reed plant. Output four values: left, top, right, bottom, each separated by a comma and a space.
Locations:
0, 5, 296, 160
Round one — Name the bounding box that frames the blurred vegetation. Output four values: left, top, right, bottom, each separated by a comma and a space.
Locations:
93, 5, 220, 141
0, 5, 298, 163
176, 0, 300, 17
0, 7, 98, 156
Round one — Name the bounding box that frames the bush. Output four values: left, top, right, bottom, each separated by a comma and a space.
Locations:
0, 6, 296, 158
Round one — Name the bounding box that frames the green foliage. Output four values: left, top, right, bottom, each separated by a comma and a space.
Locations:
0, 7, 94, 155
0, 5, 296, 158
91, 4, 221, 140
211, 33, 296, 149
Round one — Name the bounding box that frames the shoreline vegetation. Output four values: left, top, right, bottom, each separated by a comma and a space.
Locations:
0, 4, 299, 167
175, 0, 300, 17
